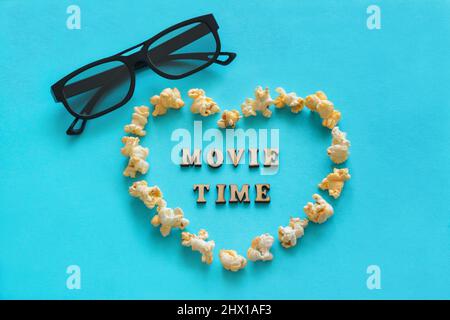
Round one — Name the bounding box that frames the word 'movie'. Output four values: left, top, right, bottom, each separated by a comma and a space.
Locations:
180, 148, 279, 168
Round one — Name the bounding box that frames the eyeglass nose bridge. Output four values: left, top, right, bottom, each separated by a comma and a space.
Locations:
123, 50, 150, 70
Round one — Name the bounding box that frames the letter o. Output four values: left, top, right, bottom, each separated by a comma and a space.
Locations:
206, 149, 223, 168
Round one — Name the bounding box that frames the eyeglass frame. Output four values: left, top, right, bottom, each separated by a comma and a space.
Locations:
50, 14, 236, 134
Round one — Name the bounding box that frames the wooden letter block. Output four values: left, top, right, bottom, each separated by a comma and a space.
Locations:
216, 184, 227, 204
248, 148, 259, 168
181, 148, 202, 167
229, 184, 250, 203
193, 184, 210, 203
264, 148, 279, 167
206, 149, 224, 168
255, 184, 271, 203
227, 148, 244, 167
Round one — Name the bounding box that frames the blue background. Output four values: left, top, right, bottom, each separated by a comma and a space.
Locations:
0, 0, 449, 299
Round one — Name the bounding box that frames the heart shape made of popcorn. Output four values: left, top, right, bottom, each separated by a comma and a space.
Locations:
120, 86, 351, 272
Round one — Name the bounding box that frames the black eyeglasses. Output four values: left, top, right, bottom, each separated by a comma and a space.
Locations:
51, 14, 236, 135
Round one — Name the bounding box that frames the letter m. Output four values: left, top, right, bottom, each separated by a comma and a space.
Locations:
181, 148, 201, 166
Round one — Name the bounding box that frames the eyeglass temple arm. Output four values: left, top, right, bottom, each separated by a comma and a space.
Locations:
151, 52, 236, 66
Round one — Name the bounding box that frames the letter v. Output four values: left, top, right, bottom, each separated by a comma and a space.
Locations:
227, 148, 244, 167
